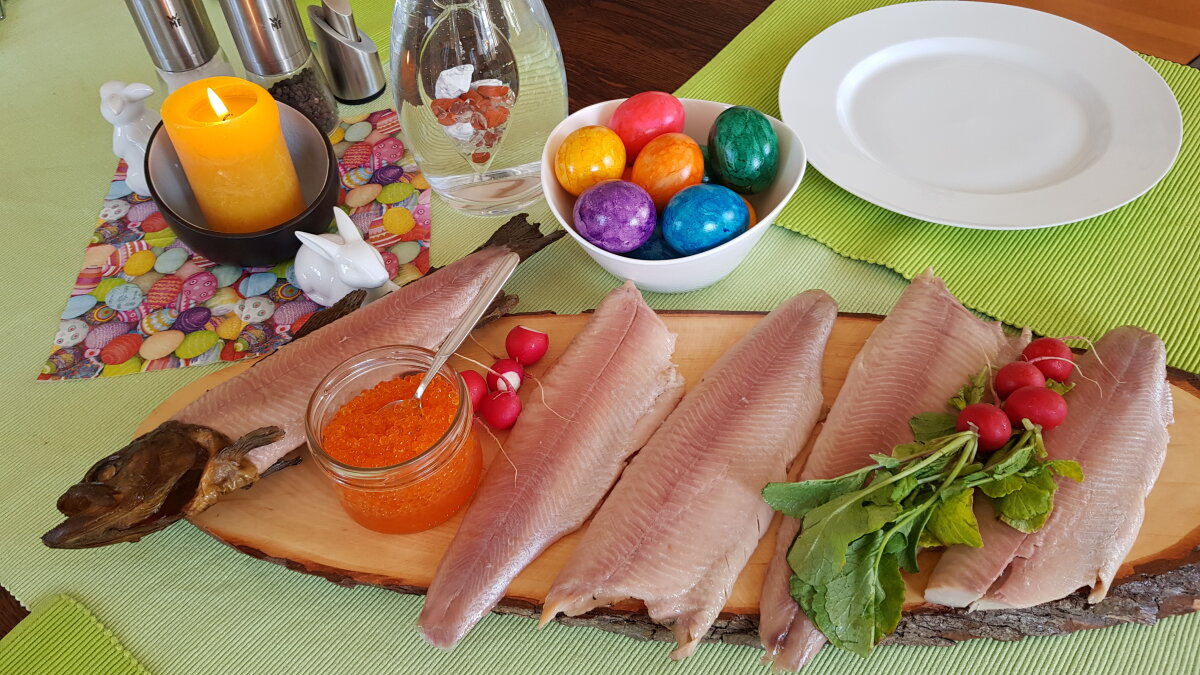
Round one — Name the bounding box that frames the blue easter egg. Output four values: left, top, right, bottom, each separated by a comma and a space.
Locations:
106, 181, 133, 200
211, 264, 242, 288
624, 226, 680, 260
105, 282, 145, 311
239, 272, 276, 298
62, 294, 98, 319
285, 263, 299, 286
661, 184, 749, 256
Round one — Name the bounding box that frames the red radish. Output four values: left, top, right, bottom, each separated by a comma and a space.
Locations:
1004, 386, 1068, 430
994, 361, 1046, 399
487, 358, 524, 392
956, 403, 1012, 452
480, 391, 522, 430
461, 370, 487, 412
505, 325, 549, 365
1022, 337, 1074, 382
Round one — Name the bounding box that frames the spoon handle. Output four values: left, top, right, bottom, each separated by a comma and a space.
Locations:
415, 252, 520, 399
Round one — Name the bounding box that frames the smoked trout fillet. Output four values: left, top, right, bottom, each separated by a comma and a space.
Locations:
174, 247, 523, 474
925, 326, 1172, 610
540, 290, 838, 660
760, 272, 1030, 672
418, 281, 685, 649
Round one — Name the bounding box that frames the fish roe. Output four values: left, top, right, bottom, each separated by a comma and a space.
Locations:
319, 373, 482, 533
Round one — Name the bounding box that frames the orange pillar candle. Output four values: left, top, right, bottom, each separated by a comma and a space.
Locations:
160, 76, 305, 233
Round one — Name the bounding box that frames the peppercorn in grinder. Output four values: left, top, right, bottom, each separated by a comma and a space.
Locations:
218, 0, 341, 133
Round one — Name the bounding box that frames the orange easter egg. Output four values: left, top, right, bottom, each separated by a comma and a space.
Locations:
631, 133, 703, 210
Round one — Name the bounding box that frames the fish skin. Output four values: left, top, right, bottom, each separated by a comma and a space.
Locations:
418, 281, 685, 649
174, 247, 521, 473
540, 290, 837, 660
927, 326, 1172, 610
759, 271, 1030, 671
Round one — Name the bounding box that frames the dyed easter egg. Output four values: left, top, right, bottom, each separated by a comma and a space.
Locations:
126, 200, 158, 224
91, 278, 124, 301
141, 211, 169, 233
98, 199, 131, 222
239, 272, 276, 298
383, 207, 416, 235
84, 244, 116, 268
211, 264, 242, 288
84, 322, 131, 350
408, 172, 430, 190
140, 330, 184, 360
175, 330, 218, 359
572, 180, 655, 253
391, 240, 421, 264
205, 287, 241, 315
269, 282, 302, 303
377, 181, 414, 205
272, 298, 319, 326
87, 306, 117, 325
369, 109, 401, 135
608, 92, 685, 162
707, 106, 778, 194
143, 227, 176, 248
146, 274, 183, 309
107, 181, 133, 200
180, 271, 218, 304
141, 307, 179, 334
342, 141, 374, 169
661, 184, 748, 255
174, 261, 204, 282
393, 262, 423, 286
345, 184, 383, 208
554, 126, 626, 196
155, 247, 187, 274
239, 323, 269, 350
364, 129, 390, 147
100, 333, 143, 364
62, 294, 97, 319
105, 283, 144, 311
371, 137, 406, 165
101, 356, 144, 377
624, 226, 680, 260
741, 196, 757, 227
371, 164, 405, 186
216, 315, 245, 340
271, 260, 291, 279
328, 126, 345, 144
221, 340, 248, 361
414, 247, 430, 275
115, 306, 147, 322
238, 296, 276, 323
342, 166, 374, 189
55, 319, 89, 347
343, 112, 370, 124
380, 251, 400, 278
630, 132, 704, 210
333, 141, 352, 159
345, 121, 373, 142
124, 250, 156, 276
133, 271, 164, 295
175, 306, 212, 333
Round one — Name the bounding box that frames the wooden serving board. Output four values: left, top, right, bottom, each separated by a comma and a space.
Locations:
138, 313, 1200, 647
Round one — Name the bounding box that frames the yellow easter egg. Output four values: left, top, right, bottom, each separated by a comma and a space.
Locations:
383, 207, 416, 235
393, 263, 423, 286
101, 355, 144, 377
408, 172, 429, 190
216, 316, 245, 340
143, 227, 176, 248
328, 126, 345, 144
342, 113, 369, 124
124, 249, 156, 276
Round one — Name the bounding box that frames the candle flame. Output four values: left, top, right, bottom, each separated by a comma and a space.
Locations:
207, 87, 231, 122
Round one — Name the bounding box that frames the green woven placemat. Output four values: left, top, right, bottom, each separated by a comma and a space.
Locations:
0, 596, 149, 675
1, 1, 1197, 675
675, 0, 1200, 372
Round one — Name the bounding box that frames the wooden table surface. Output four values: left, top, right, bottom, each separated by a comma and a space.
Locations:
3, 0, 1197, 642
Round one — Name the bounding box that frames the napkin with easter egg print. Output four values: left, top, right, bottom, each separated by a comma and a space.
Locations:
43, 108, 432, 380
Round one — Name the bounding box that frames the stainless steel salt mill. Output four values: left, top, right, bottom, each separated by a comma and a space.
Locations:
123, 0, 234, 92
218, 0, 341, 133
308, 0, 387, 104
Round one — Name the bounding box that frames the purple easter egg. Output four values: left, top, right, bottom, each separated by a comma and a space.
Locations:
572, 180, 655, 253
370, 164, 405, 185
175, 306, 212, 333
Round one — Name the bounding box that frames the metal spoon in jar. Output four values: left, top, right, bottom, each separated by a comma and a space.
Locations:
376, 252, 520, 414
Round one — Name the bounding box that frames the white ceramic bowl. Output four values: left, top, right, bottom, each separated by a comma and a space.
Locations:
541, 98, 806, 293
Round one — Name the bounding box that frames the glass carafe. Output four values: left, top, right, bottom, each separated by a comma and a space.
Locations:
391, 0, 567, 216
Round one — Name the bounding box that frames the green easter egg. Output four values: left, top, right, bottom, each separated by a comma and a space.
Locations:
91, 277, 124, 301
175, 329, 218, 359
377, 181, 415, 205
707, 106, 779, 194
101, 355, 144, 377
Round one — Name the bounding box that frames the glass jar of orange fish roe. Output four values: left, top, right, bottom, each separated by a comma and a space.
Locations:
306, 346, 482, 534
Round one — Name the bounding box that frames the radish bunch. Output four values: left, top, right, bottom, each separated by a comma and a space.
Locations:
461, 325, 550, 431
956, 337, 1075, 451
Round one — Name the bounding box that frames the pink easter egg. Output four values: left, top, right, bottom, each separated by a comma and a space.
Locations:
175, 260, 204, 281
381, 251, 400, 279
181, 271, 218, 303
364, 129, 390, 146
74, 266, 104, 295
126, 200, 158, 223
371, 138, 405, 165
368, 109, 401, 135
84, 322, 132, 350
271, 298, 319, 326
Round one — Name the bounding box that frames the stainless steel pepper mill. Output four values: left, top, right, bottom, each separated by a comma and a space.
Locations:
308, 0, 387, 104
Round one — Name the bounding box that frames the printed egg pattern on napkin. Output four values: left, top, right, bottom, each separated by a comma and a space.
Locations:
41, 107, 432, 380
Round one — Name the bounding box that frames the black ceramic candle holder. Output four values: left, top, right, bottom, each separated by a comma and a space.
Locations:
144, 101, 339, 267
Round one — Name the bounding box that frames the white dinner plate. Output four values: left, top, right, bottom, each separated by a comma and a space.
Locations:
778, 1, 1183, 229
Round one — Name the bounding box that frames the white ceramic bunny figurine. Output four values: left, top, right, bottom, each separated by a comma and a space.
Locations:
294, 209, 395, 307
100, 81, 160, 198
